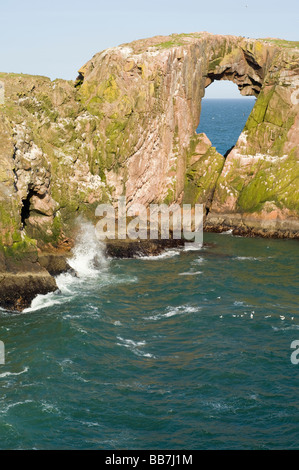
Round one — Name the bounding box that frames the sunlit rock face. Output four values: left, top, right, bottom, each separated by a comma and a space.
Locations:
78, 33, 299, 236
0, 32, 298, 253
77, 33, 268, 208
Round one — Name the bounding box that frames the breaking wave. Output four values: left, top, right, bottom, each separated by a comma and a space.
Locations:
24, 222, 108, 313
145, 304, 200, 321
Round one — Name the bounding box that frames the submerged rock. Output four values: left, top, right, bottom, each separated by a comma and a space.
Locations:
0, 273, 57, 312
105, 238, 184, 259
38, 253, 73, 277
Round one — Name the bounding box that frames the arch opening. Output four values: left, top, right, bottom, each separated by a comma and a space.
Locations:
197, 80, 256, 157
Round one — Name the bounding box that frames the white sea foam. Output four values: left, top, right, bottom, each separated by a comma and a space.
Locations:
235, 256, 263, 261
272, 324, 299, 331
145, 304, 200, 321
116, 336, 155, 358
66, 221, 108, 278
179, 271, 203, 276
0, 399, 34, 414
0, 367, 29, 379
140, 249, 180, 260
41, 402, 61, 414
24, 221, 108, 312
205, 399, 235, 412
117, 337, 146, 348
24, 293, 70, 313
192, 257, 205, 265
183, 242, 203, 252
79, 421, 101, 428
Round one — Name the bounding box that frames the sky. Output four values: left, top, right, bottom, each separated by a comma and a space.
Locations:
0, 0, 298, 98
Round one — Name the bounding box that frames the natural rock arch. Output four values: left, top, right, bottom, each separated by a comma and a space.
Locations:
0, 32, 298, 254
205, 48, 264, 97
76, 33, 298, 238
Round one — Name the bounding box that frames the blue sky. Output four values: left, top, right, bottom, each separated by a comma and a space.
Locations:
0, 0, 298, 97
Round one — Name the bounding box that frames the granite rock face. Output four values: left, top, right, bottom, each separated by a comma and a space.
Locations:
0, 33, 298, 309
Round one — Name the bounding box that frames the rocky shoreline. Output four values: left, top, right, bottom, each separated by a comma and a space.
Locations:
0, 238, 186, 312
204, 216, 299, 239
1, 227, 298, 313
0, 249, 58, 312
105, 238, 185, 258
0, 272, 57, 312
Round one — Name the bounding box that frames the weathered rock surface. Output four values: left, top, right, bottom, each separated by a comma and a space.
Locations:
105, 238, 184, 259
77, 34, 299, 237
0, 33, 298, 309
0, 247, 57, 311
38, 252, 73, 276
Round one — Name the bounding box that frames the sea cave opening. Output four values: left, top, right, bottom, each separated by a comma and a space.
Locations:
21, 188, 35, 228
197, 80, 256, 157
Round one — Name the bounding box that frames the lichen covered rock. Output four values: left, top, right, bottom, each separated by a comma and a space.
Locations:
76, 33, 299, 236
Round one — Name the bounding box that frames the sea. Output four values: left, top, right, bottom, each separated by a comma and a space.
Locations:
0, 99, 298, 450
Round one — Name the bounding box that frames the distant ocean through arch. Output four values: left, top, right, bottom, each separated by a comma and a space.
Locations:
197, 97, 256, 155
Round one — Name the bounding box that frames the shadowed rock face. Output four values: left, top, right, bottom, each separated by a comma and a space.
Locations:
0, 32, 298, 309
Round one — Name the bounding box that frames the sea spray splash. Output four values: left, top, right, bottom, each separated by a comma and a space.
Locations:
55, 220, 109, 295
66, 220, 108, 279
24, 220, 108, 312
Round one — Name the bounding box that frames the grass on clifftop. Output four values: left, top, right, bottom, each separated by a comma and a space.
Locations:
260, 38, 299, 49
155, 33, 204, 49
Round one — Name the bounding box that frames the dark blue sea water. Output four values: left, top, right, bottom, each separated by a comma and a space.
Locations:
0, 100, 298, 450
197, 98, 256, 155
